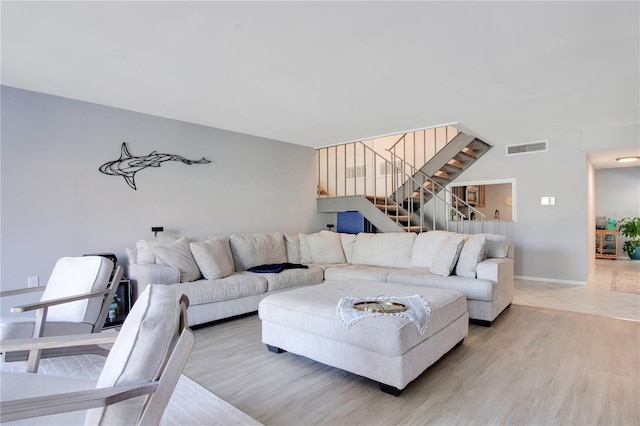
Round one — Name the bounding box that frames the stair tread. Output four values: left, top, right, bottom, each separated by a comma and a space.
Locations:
403, 225, 429, 232
461, 147, 477, 158
447, 159, 464, 169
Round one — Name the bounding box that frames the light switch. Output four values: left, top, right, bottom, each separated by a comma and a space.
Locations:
541, 196, 556, 206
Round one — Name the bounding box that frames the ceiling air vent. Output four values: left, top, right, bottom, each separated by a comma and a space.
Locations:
506, 140, 548, 156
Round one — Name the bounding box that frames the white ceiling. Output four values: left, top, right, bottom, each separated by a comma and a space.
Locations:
2, 1, 638, 168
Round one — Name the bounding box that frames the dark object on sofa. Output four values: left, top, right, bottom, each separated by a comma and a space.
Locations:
248, 263, 309, 274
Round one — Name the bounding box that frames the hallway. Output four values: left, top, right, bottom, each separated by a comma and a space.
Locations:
513, 258, 640, 322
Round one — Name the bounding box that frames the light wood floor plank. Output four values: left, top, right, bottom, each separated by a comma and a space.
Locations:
183, 305, 639, 425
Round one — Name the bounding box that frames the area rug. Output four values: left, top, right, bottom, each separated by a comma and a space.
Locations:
0, 354, 261, 426
611, 268, 640, 294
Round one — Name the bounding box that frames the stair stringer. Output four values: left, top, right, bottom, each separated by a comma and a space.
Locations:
392, 132, 491, 204
317, 196, 407, 233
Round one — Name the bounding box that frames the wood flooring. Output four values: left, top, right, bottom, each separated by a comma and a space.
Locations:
183, 305, 640, 425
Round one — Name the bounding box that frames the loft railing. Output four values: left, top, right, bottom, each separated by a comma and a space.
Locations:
316, 140, 484, 232
316, 140, 420, 228
387, 125, 460, 171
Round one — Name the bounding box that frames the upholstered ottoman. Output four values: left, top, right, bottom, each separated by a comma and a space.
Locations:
258, 279, 468, 395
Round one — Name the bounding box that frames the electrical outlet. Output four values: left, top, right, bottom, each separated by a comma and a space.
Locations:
28, 276, 39, 288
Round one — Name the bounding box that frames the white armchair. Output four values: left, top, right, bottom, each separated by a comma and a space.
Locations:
0, 256, 122, 371
0, 285, 194, 425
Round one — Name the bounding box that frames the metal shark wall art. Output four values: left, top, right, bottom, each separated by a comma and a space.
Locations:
99, 142, 211, 190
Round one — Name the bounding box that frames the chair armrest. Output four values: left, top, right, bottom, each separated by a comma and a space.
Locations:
0, 382, 158, 423
0, 287, 45, 298
0, 331, 118, 353
10, 288, 113, 313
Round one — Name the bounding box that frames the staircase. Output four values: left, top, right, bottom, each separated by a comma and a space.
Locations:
391, 132, 492, 205
316, 126, 491, 233
366, 195, 429, 232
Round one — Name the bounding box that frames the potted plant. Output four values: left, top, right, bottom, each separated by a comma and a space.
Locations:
616, 217, 640, 260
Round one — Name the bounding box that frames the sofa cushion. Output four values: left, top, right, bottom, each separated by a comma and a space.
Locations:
340, 233, 357, 264
172, 274, 268, 305
243, 266, 324, 292
190, 236, 234, 280
153, 237, 202, 282
387, 269, 496, 302
479, 233, 509, 258
229, 232, 287, 271
324, 265, 398, 282
351, 233, 416, 268
430, 236, 464, 277
284, 233, 301, 263
135, 234, 180, 264
455, 235, 487, 278
300, 231, 346, 264
410, 231, 458, 269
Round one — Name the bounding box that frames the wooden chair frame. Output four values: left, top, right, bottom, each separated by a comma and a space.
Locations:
0, 265, 124, 372
0, 295, 194, 425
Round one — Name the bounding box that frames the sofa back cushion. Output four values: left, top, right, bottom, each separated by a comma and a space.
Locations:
190, 236, 235, 280
229, 232, 287, 271
135, 234, 180, 264
410, 230, 459, 269
351, 233, 416, 268
430, 236, 465, 277
284, 233, 301, 263
299, 231, 347, 264
153, 237, 202, 283
340, 233, 357, 264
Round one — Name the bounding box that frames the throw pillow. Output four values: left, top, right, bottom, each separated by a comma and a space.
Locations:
479, 233, 509, 258
135, 234, 180, 264
305, 231, 347, 264
190, 237, 234, 280
430, 236, 465, 277
410, 231, 457, 269
153, 237, 202, 282
455, 235, 487, 278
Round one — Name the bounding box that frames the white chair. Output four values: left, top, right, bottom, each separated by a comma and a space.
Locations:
0, 284, 194, 425
0, 256, 122, 372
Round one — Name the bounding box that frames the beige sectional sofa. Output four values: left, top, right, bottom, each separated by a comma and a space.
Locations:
127, 230, 513, 327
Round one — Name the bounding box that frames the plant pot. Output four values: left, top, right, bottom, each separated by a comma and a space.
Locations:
628, 250, 640, 260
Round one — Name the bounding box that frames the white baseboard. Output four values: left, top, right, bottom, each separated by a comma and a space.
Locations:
515, 275, 587, 286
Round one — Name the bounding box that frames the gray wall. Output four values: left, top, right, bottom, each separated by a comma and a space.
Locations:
453, 133, 591, 283
2, 86, 638, 313
1, 86, 330, 314
457, 126, 639, 283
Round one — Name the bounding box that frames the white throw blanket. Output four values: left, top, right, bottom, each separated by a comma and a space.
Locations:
337, 295, 431, 335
